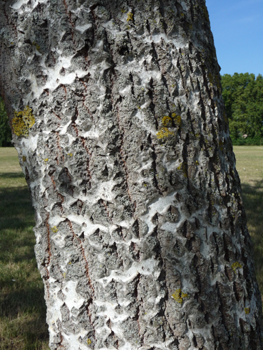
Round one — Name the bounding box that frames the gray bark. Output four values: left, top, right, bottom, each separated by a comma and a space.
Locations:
0, 0, 262, 349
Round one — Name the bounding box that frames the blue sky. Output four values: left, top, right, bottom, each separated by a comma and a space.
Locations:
205, 0, 263, 76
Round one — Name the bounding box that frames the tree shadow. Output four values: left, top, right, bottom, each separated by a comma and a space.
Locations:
0, 172, 25, 179
0, 183, 49, 348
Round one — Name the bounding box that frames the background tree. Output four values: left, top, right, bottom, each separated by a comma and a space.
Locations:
221, 73, 263, 143
0, 96, 12, 146
0, 1, 263, 350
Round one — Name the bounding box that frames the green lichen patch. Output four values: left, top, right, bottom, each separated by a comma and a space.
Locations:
12, 106, 35, 137
172, 289, 188, 304
51, 226, 58, 233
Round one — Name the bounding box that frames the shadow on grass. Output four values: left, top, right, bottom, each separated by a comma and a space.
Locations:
0, 172, 25, 179
0, 185, 34, 231
241, 180, 263, 295
0, 184, 49, 348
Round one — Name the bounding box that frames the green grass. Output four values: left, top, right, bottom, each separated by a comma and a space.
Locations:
0, 146, 262, 349
0, 148, 49, 350
233, 146, 263, 298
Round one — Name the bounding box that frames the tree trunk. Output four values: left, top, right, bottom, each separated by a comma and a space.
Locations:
0, 0, 262, 349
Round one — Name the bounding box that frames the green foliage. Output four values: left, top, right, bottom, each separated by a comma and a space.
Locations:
0, 97, 12, 147
221, 73, 263, 144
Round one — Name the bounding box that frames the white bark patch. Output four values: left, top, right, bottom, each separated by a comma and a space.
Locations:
10, 0, 29, 10
22, 134, 38, 153
141, 192, 178, 234
98, 257, 157, 286
63, 280, 85, 311
75, 24, 93, 33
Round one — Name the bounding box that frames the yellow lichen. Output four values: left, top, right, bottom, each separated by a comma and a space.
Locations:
51, 226, 58, 233
172, 289, 188, 304
68, 153, 73, 157
44, 158, 49, 162
22, 156, 26, 162
63, 272, 66, 278
172, 113, 182, 125
156, 127, 174, 139
156, 113, 181, 140
162, 115, 172, 127
12, 106, 35, 137
244, 307, 250, 315
231, 261, 242, 273
127, 12, 133, 21
121, 8, 126, 13
87, 339, 92, 345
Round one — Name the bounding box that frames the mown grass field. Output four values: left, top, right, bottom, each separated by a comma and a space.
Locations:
0, 146, 262, 349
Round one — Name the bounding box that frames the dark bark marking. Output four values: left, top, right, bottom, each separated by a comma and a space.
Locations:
148, 77, 159, 130
62, 0, 76, 46
67, 220, 96, 340
80, 137, 92, 193
116, 106, 137, 213
55, 131, 65, 164
147, 133, 163, 195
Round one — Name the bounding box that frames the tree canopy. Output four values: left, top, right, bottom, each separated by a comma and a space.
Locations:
221, 73, 263, 144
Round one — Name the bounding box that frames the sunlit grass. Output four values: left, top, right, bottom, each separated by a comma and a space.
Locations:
0, 146, 262, 348
234, 146, 263, 300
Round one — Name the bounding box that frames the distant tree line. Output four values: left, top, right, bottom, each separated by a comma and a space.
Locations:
0, 96, 12, 147
221, 73, 263, 145
1, 73, 263, 147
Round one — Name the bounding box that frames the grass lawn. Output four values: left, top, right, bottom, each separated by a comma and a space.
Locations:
233, 146, 263, 299
0, 148, 49, 350
0, 146, 262, 349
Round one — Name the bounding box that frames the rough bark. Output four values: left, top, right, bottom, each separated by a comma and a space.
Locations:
0, 0, 262, 349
